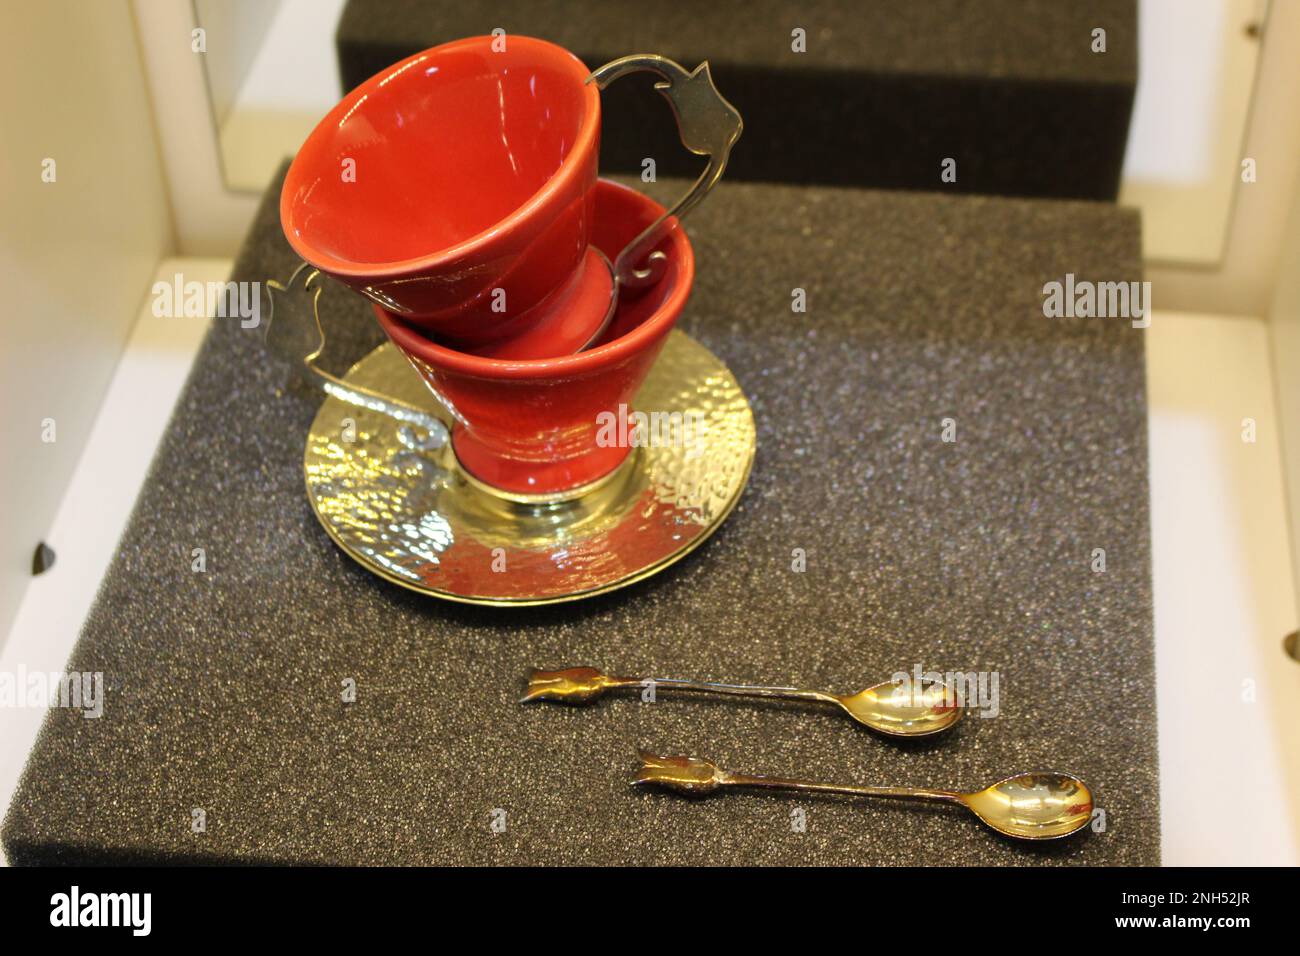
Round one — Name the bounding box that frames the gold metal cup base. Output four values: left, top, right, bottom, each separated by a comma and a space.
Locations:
302, 330, 756, 605
452, 441, 638, 506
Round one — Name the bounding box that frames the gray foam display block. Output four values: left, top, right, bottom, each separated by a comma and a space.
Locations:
2, 170, 1155, 864
335, 0, 1137, 200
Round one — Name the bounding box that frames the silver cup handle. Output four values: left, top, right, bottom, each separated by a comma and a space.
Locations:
265, 262, 451, 445
586, 55, 743, 290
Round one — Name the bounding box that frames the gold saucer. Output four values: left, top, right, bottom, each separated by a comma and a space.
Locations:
303, 331, 756, 605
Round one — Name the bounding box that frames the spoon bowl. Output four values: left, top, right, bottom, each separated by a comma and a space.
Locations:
836, 679, 964, 737
959, 771, 1094, 840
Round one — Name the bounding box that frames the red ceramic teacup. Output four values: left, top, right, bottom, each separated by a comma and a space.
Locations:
376, 180, 694, 497
281, 35, 607, 352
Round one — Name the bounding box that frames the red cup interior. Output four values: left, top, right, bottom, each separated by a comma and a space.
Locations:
282, 36, 596, 272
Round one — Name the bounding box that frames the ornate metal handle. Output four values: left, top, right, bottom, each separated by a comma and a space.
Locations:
587, 56, 743, 289
264, 262, 450, 444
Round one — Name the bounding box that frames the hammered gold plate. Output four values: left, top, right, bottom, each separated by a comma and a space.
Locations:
303, 330, 755, 605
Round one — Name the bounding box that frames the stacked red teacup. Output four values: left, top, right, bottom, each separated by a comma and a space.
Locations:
281, 36, 722, 500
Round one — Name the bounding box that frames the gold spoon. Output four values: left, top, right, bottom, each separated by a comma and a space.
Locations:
632, 752, 1094, 841
520, 666, 963, 737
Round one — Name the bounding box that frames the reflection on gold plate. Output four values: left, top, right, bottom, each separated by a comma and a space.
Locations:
303, 331, 755, 605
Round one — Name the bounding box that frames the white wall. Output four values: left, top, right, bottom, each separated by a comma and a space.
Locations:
193, 0, 283, 128
132, 0, 261, 255
212, 0, 345, 192
0, 0, 174, 648
1120, 0, 1261, 266
1141, 0, 1300, 316
1269, 160, 1300, 637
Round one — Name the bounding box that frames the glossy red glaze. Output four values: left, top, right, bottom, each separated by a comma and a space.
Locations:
390, 246, 615, 361
281, 35, 601, 346
377, 180, 695, 496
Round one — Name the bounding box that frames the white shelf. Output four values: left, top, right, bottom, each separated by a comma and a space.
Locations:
0, 258, 230, 864
1146, 310, 1300, 865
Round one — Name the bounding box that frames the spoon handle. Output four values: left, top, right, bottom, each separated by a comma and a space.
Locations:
521, 666, 836, 706
642, 677, 836, 706
721, 773, 962, 805
631, 752, 963, 804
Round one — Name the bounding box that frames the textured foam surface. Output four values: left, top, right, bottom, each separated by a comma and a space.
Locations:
336, 0, 1137, 199
2, 171, 1156, 864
